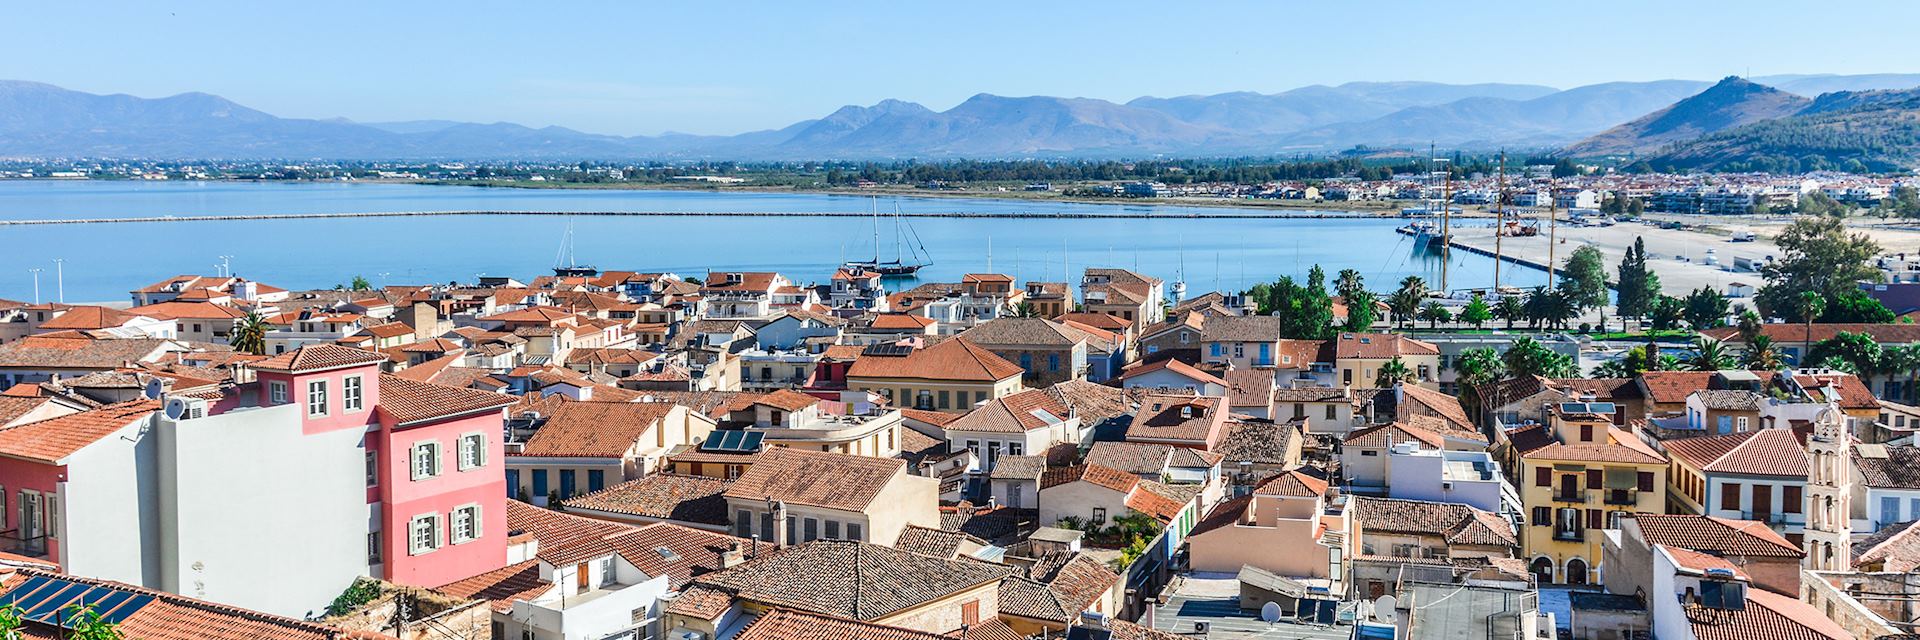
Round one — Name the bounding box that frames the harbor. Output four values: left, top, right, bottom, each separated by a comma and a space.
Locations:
1402, 217, 1780, 296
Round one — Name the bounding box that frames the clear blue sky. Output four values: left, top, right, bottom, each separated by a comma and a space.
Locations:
7, 1, 1919, 136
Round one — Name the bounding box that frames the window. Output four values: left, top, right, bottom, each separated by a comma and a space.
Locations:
343, 375, 364, 412
1326, 405, 1337, 420
1008, 442, 1023, 456
1532, 506, 1551, 526
588, 470, 605, 492
365, 451, 378, 487
1535, 467, 1552, 487
533, 470, 549, 497
735, 509, 752, 537
1579, 424, 1593, 442
961, 600, 980, 626
1092, 507, 1108, 524
938, 390, 950, 410
451, 505, 481, 544
1722, 482, 1742, 511
268, 381, 288, 405
599, 556, 616, 587
306, 379, 329, 417
408, 514, 439, 555
1735, 416, 1749, 432
1637, 472, 1655, 492
368, 531, 382, 565
803, 518, 819, 542
560, 470, 577, 499
1608, 511, 1629, 530
458, 434, 486, 471
411, 442, 440, 480
1048, 354, 1060, 371
826, 520, 841, 540
847, 522, 863, 541
1784, 486, 1803, 514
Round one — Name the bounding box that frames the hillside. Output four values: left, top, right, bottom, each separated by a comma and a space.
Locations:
1279, 80, 1711, 149
1559, 77, 1810, 157
1645, 87, 1920, 172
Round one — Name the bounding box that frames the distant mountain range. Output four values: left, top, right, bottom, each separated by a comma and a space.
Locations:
1637, 85, 1920, 172
3, 74, 1920, 161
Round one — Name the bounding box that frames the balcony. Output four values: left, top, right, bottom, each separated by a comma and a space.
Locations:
1552, 491, 1587, 504
1604, 489, 1639, 505
1741, 511, 1788, 525
1552, 529, 1585, 542
0, 530, 48, 558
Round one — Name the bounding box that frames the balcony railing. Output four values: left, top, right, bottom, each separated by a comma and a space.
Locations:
0, 530, 48, 558
1552, 529, 1585, 542
1604, 489, 1639, 505
1552, 491, 1586, 504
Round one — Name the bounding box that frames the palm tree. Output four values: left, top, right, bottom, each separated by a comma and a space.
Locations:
1375, 356, 1417, 388
1418, 301, 1452, 329
1741, 335, 1787, 370
1736, 309, 1765, 344
1889, 343, 1920, 403
1685, 335, 1734, 371
1494, 295, 1525, 330
1797, 291, 1826, 364
230, 311, 269, 355
1335, 269, 1366, 301
1389, 276, 1426, 329
1452, 347, 1507, 419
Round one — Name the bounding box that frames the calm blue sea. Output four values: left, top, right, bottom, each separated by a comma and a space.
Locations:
0, 180, 1545, 303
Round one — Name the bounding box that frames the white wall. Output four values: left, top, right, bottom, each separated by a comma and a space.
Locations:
60, 415, 162, 586
156, 403, 371, 618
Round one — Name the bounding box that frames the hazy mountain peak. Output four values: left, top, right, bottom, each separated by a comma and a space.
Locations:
1560, 76, 1809, 157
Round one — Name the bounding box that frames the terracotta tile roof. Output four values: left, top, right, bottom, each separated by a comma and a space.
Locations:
505, 499, 629, 548
691, 540, 1011, 621
251, 343, 386, 373
899, 408, 961, 427
433, 560, 549, 613
1350, 496, 1516, 548
127, 301, 246, 320
1045, 379, 1137, 428
1214, 417, 1301, 465
1125, 394, 1226, 445
1695, 389, 1764, 411
1702, 322, 1920, 346
0, 400, 156, 464
561, 473, 734, 526
1041, 463, 1139, 492
38, 305, 144, 330
1084, 441, 1174, 475
0, 396, 59, 427
0, 335, 181, 369
723, 447, 905, 512
987, 455, 1048, 480
1793, 373, 1879, 410
894, 525, 974, 559
868, 314, 938, 330
1116, 358, 1228, 388
1853, 519, 1920, 572
947, 389, 1072, 434
377, 375, 514, 426
1396, 383, 1480, 438
1548, 377, 1644, 400
753, 389, 823, 412
1665, 429, 1807, 477
1525, 426, 1666, 465
939, 506, 1035, 543
389, 353, 463, 383
735, 608, 999, 640
1638, 371, 1717, 405
1254, 470, 1327, 497
1630, 514, 1803, 558
0, 568, 392, 640
1125, 481, 1193, 522
847, 338, 1024, 383
1687, 586, 1851, 640
1343, 421, 1445, 449
960, 317, 1094, 347
516, 401, 678, 457
664, 584, 735, 619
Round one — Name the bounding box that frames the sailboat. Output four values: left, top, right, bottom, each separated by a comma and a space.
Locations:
552, 218, 598, 277
844, 199, 932, 276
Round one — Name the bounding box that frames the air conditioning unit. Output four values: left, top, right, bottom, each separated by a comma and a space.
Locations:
163, 396, 207, 421
1442, 481, 1455, 491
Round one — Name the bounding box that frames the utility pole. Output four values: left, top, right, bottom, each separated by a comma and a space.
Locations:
1439, 158, 1453, 294
53, 259, 64, 304
28, 269, 41, 304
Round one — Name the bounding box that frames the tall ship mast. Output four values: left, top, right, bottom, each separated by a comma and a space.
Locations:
552, 218, 598, 278
843, 199, 932, 276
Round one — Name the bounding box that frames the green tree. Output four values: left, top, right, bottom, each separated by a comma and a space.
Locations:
1820, 289, 1895, 323
1335, 268, 1366, 301
1452, 347, 1507, 418
1460, 295, 1492, 329
1503, 337, 1578, 378
349, 275, 373, 291
1741, 335, 1787, 370
1685, 335, 1735, 371
1388, 276, 1426, 329
1250, 265, 1338, 340
1615, 236, 1662, 320
1736, 309, 1765, 343
1647, 295, 1686, 331
1342, 290, 1378, 332
1013, 302, 1042, 318
1682, 286, 1731, 329
230, 311, 270, 355
1558, 244, 1611, 312
1375, 356, 1417, 388
1756, 215, 1881, 320
1796, 292, 1826, 360
1494, 295, 1525, 330
1808, 331, 1885, 382
1418, 301, 1453, 328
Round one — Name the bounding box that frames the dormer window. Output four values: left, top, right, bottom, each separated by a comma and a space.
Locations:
1181, 406, 1193, 419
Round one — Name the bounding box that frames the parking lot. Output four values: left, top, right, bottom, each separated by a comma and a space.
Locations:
1149, 577, 1353, 640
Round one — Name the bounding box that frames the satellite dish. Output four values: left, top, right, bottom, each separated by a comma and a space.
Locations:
1260, 601, 1281, 623
1373, 595, 1398, 623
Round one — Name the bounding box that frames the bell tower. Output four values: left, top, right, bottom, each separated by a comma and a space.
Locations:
1802, 406, 1852, 571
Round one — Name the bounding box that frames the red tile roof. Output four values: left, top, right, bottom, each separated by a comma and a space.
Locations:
433, 560, 549, 613
1254, 470, 1328, 498
515, 401, 679, 457
1664, 429, 1808, 477
1116, 358, 1228, 388
724, 447, 906, 512
1041, 463, 1139, 493
251, 344, 386, 373
1688, 586, 1851, 640
1629, 514, 1803, 559
847, 338, 1024, 383
0, 568, 391, 640
38, 306, 143, 330
377, 375, 515, 426
0, 400, 157, 464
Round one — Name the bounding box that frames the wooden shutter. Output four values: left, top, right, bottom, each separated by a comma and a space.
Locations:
1586, 469, 1602, 489
1587, 509, 1602, 530
1784, 485, 1803, 514
1638, 471, 1655, 492
1721, 482, 1742, 511
1535, 467, 1552, 487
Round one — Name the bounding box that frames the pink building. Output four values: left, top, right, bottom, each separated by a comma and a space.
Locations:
0, 343, 516, 617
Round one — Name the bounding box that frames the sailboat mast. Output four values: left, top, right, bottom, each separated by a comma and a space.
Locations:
1440, 157, 1452, 294
1548, 178, 1559, 285
870, 199, 881, 263
1495, 151, 1505, 291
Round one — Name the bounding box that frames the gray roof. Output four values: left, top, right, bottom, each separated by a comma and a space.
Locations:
989, 455, 1049, 480
959, 318, 1092, 348
1201, 316, 1283, 343
1695, 389, 1764, 411
1084, 441, 1172, 475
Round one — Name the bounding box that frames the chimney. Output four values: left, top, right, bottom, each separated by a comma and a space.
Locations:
768, 499, 789, 549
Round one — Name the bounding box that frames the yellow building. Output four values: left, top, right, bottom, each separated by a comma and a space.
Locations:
846, 338, 1025, 412
1328, 332, 1442, 389
1511, 402, 1667, 585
